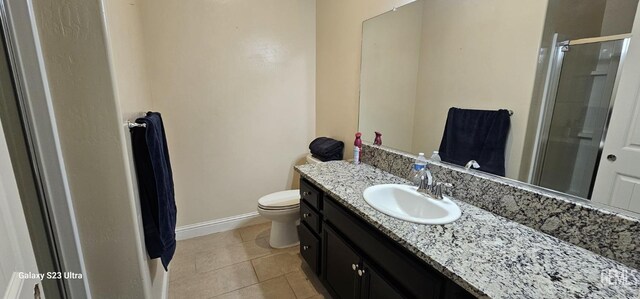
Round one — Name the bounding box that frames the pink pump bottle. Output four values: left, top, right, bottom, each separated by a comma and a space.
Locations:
374, 131, 382, 146
354, 132, 362, 164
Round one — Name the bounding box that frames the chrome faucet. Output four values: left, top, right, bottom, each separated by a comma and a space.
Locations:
416, 167, 452, 199
465, 160, 480, 170
416, 167, 433, 194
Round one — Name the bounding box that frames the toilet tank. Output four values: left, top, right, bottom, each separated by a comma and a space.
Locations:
306, 154, 323, 164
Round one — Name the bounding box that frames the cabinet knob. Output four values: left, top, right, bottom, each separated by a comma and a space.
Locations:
351, 264, 359, 271
303, 213, 311, 218
302, 245, 309, 251
357, 269, 366, 277
607, 154, 617, 162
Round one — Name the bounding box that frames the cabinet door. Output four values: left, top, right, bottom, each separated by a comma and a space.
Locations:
323, 225, 360, 299
359, 261, 405, 299
299, 223, 320, 274
324, 197, 443, 298
441, 280, 475, 299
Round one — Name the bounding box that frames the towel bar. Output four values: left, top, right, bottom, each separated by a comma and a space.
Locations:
127, 120, 146, 129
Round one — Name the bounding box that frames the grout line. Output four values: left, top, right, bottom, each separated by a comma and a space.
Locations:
207, 275, 289, 299
195, 252, 272, 278
174, 237, 274, 281
283, 271, 311, 299
203, 262, 263, 299
191, 236, 273, 274
181, 254, 322, 299
171, 225, 280, 296
249, 254, 261, 282
175, 236, 245, 257
170, 259, 255, 285
283, 274, 299, 299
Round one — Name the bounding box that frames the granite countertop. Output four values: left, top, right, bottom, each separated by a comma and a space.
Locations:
295, 161, 640, 299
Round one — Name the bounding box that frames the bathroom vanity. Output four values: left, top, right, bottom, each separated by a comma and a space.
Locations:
300, 1, 640, 297
298, 177, 472, 299
295, 161, 640, 299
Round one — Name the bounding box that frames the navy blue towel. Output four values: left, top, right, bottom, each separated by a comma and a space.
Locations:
309, 137, 344, 161
438, 108, 511, 176
130, 112, 177, 271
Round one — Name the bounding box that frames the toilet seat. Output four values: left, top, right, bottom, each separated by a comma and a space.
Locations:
255, 153, 333, 248
257, 189, 300, 211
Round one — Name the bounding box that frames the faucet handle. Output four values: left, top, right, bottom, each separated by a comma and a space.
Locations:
417, 173, 429, 192
433, 182, 453, 199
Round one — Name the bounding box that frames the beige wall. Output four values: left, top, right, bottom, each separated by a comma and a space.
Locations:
359, 1, 424, 151
317, 0, 414, 157
32, 0, 147, 297
102, 0, 166, 297
32, 0, 316, 296
139, 0, 316, 226
411, 0, 548, 178
602, 0, 640, 35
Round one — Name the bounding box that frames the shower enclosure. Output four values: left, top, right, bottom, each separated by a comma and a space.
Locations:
532, 34, 630, 199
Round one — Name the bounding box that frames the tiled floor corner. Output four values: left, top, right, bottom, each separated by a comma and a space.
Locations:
168, 223, 331, 299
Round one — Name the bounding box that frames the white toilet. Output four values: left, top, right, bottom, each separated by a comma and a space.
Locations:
257, 154, 323, 248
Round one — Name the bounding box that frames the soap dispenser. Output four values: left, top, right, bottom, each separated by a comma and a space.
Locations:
353, 132, 362, 164
373, 131, 382, 146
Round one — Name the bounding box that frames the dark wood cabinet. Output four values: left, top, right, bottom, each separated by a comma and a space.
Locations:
323, 226, 361, 298
323, 197, 443, 298
298, 222, 320, 274
300, 179, 322, 210
300, 200, 321, 234
298, 178, 475, 299
360, 261, 404, 299
441, 280, 476, 299
323, 226, 404, 299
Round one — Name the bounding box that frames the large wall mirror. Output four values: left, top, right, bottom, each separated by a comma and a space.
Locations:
358, 0, 640, 212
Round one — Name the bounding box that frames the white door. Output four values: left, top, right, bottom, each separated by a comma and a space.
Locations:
592, 7, 640, 213
0, 120, 42, 298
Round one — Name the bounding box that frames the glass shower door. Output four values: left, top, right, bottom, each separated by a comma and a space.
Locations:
537, 39, 626, 198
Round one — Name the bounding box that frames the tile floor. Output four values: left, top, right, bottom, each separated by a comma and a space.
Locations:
168, 222, 331, 299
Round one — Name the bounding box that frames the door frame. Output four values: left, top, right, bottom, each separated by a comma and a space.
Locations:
0, 0, 89, 297
0, 120, 41, 298
530, 34, 631, 194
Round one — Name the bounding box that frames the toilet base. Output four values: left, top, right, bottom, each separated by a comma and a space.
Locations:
269, 220, 300, 248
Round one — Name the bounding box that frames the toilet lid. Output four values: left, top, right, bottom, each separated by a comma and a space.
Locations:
258, 189, 300, 210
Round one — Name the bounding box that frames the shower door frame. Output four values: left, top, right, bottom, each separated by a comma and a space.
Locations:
530, 34, 631, 197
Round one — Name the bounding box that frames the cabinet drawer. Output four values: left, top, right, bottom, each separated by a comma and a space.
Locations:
301, 200, 321, 234
324, 197, 443, 299
300, 179, 322, 210
299, 223, 320, 274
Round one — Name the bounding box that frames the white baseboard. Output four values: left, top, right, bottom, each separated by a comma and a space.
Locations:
175, 212, 268, 240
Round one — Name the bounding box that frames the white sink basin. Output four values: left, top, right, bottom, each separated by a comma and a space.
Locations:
362, 184, 461, 225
